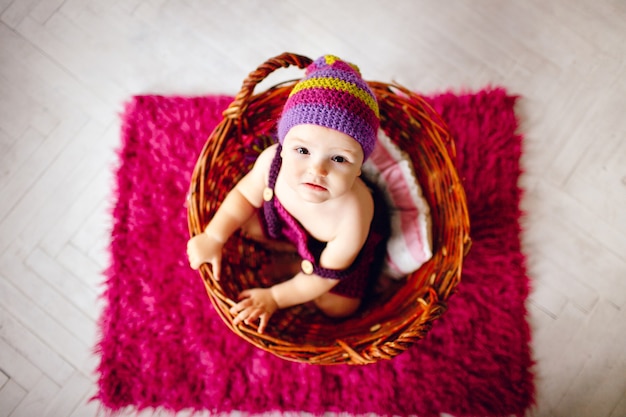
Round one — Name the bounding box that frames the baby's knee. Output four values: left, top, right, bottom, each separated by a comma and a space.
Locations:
314, 293, 360, 318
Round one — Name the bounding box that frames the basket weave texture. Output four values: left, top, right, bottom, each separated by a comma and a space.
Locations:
187, 53, 471, 365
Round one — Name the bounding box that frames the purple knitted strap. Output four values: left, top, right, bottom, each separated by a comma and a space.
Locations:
262, 147, 283, 240
273, 201, 352, 280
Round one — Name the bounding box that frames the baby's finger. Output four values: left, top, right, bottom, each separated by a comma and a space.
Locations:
232, 308, 249, 326
258, 314, 269, 334
244, 308, 263, 325
189, 257, 200, 270
212, 256, 222, 280
230, 299, 250, 316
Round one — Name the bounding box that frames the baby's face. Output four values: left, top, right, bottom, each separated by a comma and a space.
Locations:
281, 124, 364, 204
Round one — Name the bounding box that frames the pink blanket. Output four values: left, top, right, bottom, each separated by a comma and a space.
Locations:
95, 89, 534, 416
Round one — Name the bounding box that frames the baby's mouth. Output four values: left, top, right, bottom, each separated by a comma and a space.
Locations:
303, 182, 327, 191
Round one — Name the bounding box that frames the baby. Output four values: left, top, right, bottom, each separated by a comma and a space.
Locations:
187, 55, 387, 333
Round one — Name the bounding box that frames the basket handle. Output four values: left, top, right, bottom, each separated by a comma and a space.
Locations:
222, 52, 312, 119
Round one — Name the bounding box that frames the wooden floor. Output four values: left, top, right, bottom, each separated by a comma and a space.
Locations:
1, 1, 625, 416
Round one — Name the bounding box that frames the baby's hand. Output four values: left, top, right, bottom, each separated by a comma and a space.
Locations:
186, 233, 224, 279
230, 288, 278, 334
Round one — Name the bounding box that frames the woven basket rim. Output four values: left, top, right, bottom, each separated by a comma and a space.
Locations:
187, 52, 471, 365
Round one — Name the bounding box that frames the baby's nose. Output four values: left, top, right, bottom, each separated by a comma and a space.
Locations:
309, 159, 328, 176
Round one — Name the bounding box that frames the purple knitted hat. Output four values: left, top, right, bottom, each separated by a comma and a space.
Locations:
277, 55, 380, 160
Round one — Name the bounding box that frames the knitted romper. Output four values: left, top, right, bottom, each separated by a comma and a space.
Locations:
259, 145, 389, 299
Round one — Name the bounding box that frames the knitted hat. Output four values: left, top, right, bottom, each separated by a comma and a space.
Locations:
277, 55, 380, 160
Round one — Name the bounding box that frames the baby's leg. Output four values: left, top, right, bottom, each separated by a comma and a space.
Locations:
314, 293, 360, 318
241, 213, 295, 252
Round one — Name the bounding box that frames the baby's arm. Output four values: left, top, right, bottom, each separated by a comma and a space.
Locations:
231, 271, 339, 333
268, 211, 370, 306
186, 145, 277, 277
186, 187, 255, 276
232, 192, 373, 333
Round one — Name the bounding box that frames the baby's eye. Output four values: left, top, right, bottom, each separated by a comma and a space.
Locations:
296, 147, 310, 155
332, 155, 348, 163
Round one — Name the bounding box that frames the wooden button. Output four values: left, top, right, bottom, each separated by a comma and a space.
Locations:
263, 187, 273, 201
301, 260, 314, 275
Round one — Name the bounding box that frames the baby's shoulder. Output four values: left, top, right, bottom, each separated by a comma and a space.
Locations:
352, 178, 375, 209
354, 179, 376, 215
336, 179, 374, 226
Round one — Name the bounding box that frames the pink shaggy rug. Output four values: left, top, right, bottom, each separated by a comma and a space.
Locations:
95, 88, 534, 416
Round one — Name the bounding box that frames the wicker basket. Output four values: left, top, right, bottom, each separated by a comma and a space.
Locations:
187, 52, 471, 365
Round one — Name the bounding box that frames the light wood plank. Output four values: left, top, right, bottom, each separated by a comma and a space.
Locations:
525, 244, 599, 314
610, 394, 626, 417
29, 0, 65, 24
527, 272, 569, 319
24, 248, 100, 321
529, 301, 587, 414
0, 0, 37, 28
43, 371, 93, 417
70, 197, 113, 270
0, 128, 12, 159
0, 0, 14, 15
554, 301, 623, 416
20, 119, 113, 257
0, 255, 98, 346
0, 378, 26, 417
0, 20, 111, 124
0, 276, 95, 375
56, 243, 105, 289
0, 338, 43, 391
0, 306, 73, 386
0, 67, 32, 138
0, 127, 46, 190
579, 351, 626, 417
0, 116, 89, 253
0, 24, 69, 133
35, 166, 113, 260
0, 370, 7, 388
16, 13, 128, 106
523, 189, 626, 309
9, 375, 60, 417
67, 390, 101, 417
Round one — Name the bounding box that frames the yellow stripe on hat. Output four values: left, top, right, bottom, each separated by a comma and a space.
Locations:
324, 55, 339, 65
289, 77, 379, 117
322, 55, 361, 74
